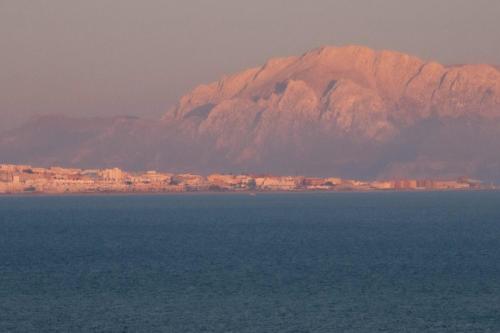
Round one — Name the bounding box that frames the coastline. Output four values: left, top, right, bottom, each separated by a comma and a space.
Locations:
1, 187, 498, 198
1, 163, 495, 196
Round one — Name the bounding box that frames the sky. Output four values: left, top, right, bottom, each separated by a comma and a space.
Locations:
1, 0, 500, 131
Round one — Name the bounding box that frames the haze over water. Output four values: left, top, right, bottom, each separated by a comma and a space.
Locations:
1, 192, 500, 332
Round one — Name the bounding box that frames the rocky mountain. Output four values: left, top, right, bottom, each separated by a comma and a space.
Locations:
2, 45, 500, 180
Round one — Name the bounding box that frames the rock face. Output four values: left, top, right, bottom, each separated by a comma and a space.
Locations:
161, 45, 500, 179
167, 46, 500, 136
2, 45, 500, 180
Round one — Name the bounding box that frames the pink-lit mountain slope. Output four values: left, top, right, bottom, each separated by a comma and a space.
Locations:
2, 46, 500, 180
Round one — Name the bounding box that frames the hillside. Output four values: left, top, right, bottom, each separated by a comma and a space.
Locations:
2, 45, 500, 180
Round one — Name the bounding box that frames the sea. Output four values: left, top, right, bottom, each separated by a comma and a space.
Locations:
1, 192, 500, 332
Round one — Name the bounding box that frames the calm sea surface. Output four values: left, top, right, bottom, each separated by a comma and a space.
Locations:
1, 192, 500, 332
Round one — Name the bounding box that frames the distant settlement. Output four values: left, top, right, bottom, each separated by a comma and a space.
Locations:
0, 164, 494, 195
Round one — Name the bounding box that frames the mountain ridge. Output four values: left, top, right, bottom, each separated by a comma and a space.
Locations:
1, 45, 500, 180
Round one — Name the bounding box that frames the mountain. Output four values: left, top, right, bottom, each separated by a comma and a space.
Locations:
2, 45, 500, 180
0, 116, 158, 170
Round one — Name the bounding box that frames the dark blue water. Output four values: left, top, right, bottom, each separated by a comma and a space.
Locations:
1, 192, 500, 332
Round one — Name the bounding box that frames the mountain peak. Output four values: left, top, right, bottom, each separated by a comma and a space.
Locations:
2, 45, 500, 180
166, 45, 499, 123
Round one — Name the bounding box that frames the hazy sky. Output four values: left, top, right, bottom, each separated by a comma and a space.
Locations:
1, 0, 499, 130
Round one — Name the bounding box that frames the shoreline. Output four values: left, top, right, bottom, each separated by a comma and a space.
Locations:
1, 163, 495, 195
1, 188, 498, 198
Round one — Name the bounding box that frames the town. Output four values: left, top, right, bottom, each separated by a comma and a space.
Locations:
0, 164, 493, 195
